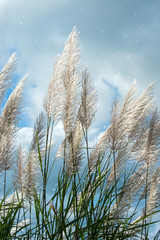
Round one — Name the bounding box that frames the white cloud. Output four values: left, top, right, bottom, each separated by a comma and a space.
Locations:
16, 127, 33, 147
88, 128, 106, 148
54, 122, 65, 138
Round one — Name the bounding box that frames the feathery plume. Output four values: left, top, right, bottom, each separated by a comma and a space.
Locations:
90, 81, 155, 173
61, 27, 81, 137
107, 83, 154, 152
128, 83, 155, 141
111, 162, 160, 218
0, 124, 15, 171
43, 57, 65, 120
110, 164, 147, 218
90, 81, 136, 166
138, 109, 160, 166
0, 76, 27, 171
23, 150, 40, 205
131, 167, 160, 225
13, 145, 27, 194
30, 112, 46, 151
107, 147, 128, 183
44, 26, 80, 133
66, 121, 84, 175
146, 167, 160, 214
78, 67, 97, 130
0, 52, 17, 105
56, 120, 84, 175
0, 75, 27, 132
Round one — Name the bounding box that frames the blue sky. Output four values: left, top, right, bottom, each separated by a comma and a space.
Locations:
0, 0, 160, 146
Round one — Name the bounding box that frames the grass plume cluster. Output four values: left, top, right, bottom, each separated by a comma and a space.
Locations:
0, 27, 160, 239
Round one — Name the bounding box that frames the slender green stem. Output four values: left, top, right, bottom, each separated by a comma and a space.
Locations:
42, 117, 51, 239
83, 127, 95, 239
3, 169, 7, 218
70, 131, 79, 239
85, 129, 90, 172
74, 173, 79, 240
140, 163, 149, 240
63, 139, 66, 175
113, 149, 118, 211
22, 193, 28, 236
46, 118, 54, 178
145, 164, 149, 240
61, 137, 67, 240
29, 203, 32, 236
113, 148, 121, 238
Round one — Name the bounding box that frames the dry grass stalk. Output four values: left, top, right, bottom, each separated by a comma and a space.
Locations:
110, 109, 160, 218
110, 164, 146, 217
44, 27, 81, 138
56, 120, 84, 175
43, 58, 65, 120
0, 76, 27, 172
130, 168, 160, 227
78, 67, 97, 130
0, 52, 16, 105
90, 81, 155, 179
138, 109, 160, 166
146, 167, 160, 215
13, 145, 27, 194
66, 121, 84, 175
30, 111, 46, 151
87, 80, 160, 224
0, 124, 15, 171
61, 27, 81, 137
0, 75, 27, 130
128, 83, 155, 141
23, 150, 40, 205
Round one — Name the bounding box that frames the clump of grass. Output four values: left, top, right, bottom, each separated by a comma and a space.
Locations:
0, 27, 160, 239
